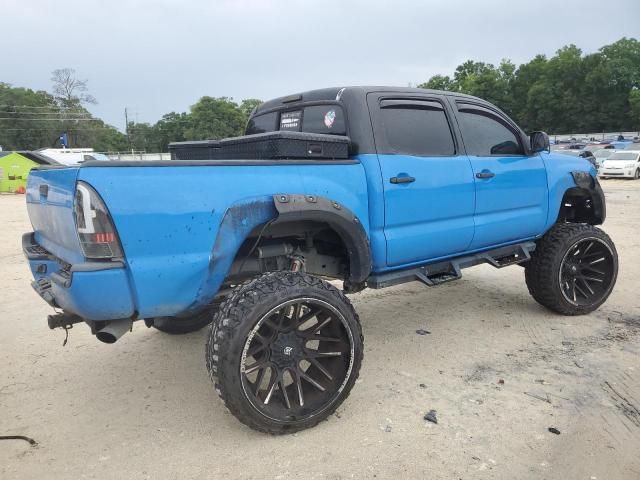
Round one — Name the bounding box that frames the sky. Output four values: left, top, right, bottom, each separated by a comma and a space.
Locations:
2, 0, 639, 130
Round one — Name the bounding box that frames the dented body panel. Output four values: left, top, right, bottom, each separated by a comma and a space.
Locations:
37, 162, 370, 319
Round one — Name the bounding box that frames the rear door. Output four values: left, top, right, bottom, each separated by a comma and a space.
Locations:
368, 93, 475, 267
452, 101, 548, 249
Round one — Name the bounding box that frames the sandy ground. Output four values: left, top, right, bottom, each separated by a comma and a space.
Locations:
1, 181, 639, 480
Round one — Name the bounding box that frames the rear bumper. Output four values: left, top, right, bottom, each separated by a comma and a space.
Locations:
23, 233, 135, 321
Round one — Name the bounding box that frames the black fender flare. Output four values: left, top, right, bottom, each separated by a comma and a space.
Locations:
272, 194, 372, 283
568, 171, 606, 224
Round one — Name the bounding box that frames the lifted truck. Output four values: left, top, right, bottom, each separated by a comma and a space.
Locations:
23, 86, 618, 434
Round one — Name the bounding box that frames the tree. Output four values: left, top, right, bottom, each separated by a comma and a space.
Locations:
417, 38, 640, 134
417, 74, 454, 91
185, 96, 247, 140
630, 89, 640, 130
51, 68, 97, 107
239, 98, 263, 120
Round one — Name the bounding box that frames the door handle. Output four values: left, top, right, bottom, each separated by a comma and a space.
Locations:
475, 171, 495, 179
390, 176, 416, 184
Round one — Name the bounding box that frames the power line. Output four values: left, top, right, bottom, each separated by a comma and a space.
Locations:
0, 104, 84, 110
0, 111, 93, 116
0, 117, 102, 121
2, 127, 119, 131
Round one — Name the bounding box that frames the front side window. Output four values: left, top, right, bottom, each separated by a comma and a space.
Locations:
379, 100, 455, 156
457, 106, 524, 156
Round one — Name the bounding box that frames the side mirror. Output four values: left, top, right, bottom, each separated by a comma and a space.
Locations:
530, 131, 550, 153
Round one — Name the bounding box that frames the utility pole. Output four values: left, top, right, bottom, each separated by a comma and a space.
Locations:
124, 107, 132, 152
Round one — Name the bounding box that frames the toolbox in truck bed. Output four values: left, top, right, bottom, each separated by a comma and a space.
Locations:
169, 139, 220, 160
169, 131, 350, 161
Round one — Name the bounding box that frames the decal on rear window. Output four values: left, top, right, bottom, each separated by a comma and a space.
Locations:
324, 110, 336, 129
280, 111, 302, 131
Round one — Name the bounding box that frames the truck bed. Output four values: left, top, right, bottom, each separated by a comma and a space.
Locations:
25, 160, 370, 320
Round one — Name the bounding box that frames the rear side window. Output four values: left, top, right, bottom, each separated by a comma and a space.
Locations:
379, 100, 455, 156
246, 105, 346, 136
457, 105, 524, 156
246, 112, 278, 135
302, 105, 346, 135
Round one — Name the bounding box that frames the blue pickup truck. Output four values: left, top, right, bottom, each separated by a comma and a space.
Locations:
23, 86, 618, 433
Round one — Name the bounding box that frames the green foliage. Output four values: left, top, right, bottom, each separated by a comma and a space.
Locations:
0, 78, 127, 152
419, 37, 640, 133
128, 96, 262, 152
5, 38, 638, 152
630, 89, 640, 128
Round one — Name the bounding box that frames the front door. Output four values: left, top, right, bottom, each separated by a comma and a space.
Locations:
368, 94, 476, 267
453, 101, 549, 249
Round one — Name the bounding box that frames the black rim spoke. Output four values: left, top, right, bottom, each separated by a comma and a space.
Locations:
574, 280, 589, 299
280, 379, 292, 409
240, 298, 354, 421
263, 375, 279, 405
300, 372, 326, 392
559, 238, 615, 307
295, 372, 305, 407
253, 367, 268, 396
581, 266, 605, 276
580, 277, 595, 295
296, 308, 321, 328
307, 357, 334, 381
300, 333, 345, 343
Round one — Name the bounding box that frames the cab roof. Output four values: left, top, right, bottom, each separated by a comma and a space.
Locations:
254, 86, 482, 115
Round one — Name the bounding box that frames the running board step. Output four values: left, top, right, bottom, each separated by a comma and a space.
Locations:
367, 241, 536, 289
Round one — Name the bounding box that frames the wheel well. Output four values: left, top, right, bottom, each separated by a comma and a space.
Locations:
557, 187, 604, 225
225, 220, 352, 284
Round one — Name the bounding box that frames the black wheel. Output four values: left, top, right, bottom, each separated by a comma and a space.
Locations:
206, 271, 363, 434
153, 308, 214, 334
525, 223, 618, 315
634, 168, 639, 180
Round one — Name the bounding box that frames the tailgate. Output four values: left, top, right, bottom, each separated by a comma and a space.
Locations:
26, 167, 84, 264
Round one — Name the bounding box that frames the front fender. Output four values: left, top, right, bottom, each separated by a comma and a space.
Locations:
541, 152, 603, 231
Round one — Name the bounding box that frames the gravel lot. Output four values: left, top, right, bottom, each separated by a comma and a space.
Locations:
1, 180, 639, 480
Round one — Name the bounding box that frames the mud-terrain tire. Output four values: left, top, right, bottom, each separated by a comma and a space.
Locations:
152, 309, 214, 334
525, 223, 618, 315
205, 271, 363, 434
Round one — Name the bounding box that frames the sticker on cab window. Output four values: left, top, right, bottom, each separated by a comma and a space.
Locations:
324, 110, 336, 129
280, 111, 302, 131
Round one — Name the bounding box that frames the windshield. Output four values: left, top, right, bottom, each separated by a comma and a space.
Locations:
608, 152, 639, 161
594, 149, 614, 158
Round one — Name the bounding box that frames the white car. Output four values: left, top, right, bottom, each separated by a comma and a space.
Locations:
598, 151, 640, 179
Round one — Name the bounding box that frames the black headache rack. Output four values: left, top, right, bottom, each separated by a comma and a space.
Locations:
169, 131, 350, 161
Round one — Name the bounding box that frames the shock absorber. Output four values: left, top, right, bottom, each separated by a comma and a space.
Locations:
289, 254, 305, 272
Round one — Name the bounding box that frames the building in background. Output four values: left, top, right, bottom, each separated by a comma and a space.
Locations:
0, 151, 57, 193
38, 148, 110, 166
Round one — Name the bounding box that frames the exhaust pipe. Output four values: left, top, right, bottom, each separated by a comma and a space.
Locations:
96, 319, 132, 344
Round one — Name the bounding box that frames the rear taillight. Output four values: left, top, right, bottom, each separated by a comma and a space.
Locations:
74, 182, 123, 259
